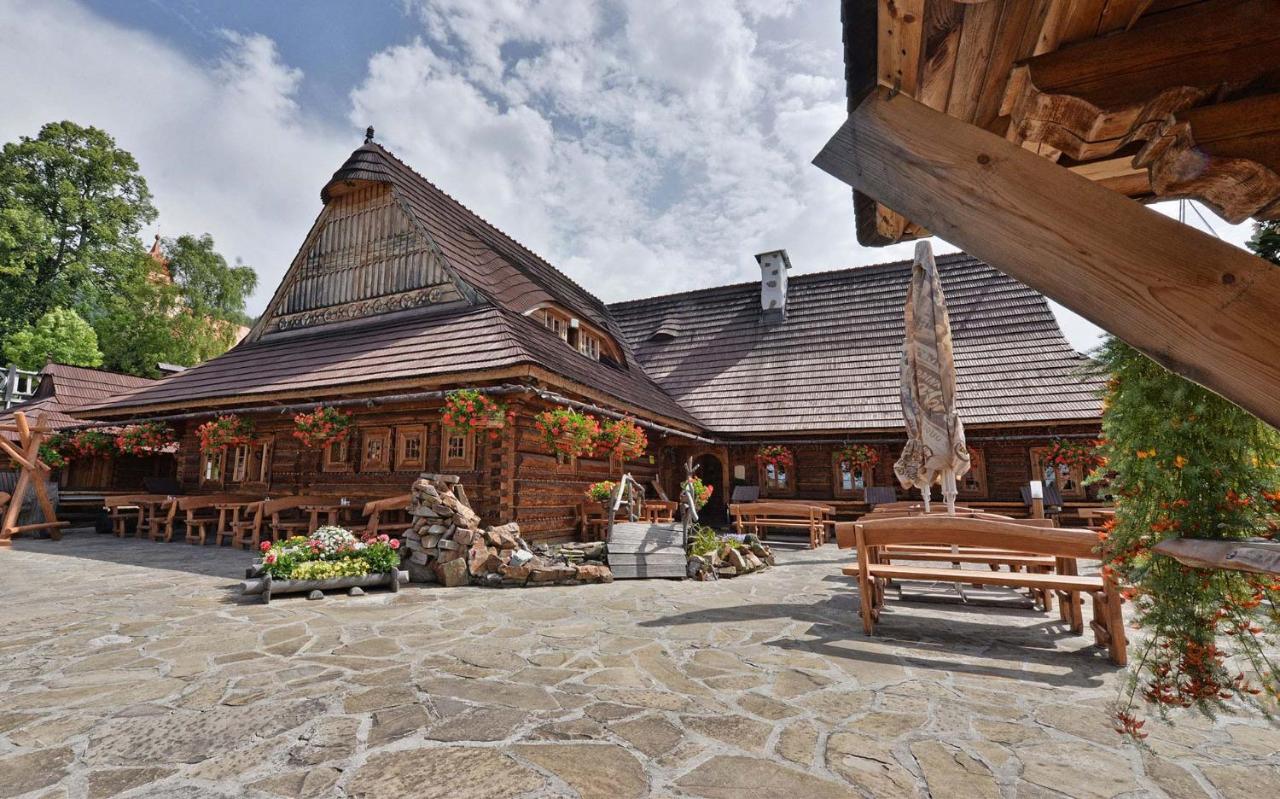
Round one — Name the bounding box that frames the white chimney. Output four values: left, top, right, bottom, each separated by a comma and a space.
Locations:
755, 249, 792, 323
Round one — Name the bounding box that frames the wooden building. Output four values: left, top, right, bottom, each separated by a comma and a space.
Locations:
77, 136, 1102, 540
0, 363, 171, 492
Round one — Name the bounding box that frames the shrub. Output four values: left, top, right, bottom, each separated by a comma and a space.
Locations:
1096, 338, 1280, 738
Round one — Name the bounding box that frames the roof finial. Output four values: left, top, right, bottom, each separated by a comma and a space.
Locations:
364, 125, 375, 144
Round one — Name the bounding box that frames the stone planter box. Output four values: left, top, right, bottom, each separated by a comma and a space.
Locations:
240, 569, 408, 604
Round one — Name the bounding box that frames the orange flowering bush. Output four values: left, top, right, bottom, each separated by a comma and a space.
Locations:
197, 415, 254, 456
115, 422, 177, 456
533, 407, 599, 459
293, 407, 352, 450
595, 417, 648, 461
1096, 338, 1280, 739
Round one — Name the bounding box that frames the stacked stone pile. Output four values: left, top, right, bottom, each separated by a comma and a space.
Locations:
403, 473, 612, 587
687, 534, 774, 581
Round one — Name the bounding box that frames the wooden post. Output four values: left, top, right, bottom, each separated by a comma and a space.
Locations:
1030, 497, 1045, 520
0, 411, 64, 546
814, 88, 1280, 429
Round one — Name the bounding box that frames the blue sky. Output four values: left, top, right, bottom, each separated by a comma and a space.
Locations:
2, 1, 1257, 353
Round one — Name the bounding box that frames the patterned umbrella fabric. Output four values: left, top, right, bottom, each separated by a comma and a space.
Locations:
893, 241, 971, 514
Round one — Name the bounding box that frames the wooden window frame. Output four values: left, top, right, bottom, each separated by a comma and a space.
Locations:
832, 452, 874, 498
395, 424, 427, 471
1029, 446, 1086, 499
229, 443, 250, 483
441, 427, 475, 471
758, 461, 796, 498
361, 427, 393, 473
244, 438, 273, 485
957, 447, 988, 498
322, 436, 352, 473
200, 448, 225, 487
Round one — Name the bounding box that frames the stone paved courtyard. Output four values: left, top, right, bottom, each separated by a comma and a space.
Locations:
1, 532, 1276, 799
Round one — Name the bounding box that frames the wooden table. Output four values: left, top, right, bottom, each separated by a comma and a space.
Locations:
300, 504, 344, 535
214, 501, 256, 547
128, 495, 175, 542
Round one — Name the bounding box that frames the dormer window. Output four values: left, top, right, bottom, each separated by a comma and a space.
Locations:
530, 306, 616, 363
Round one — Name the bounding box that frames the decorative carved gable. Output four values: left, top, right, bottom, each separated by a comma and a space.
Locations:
258, 183, 465, 336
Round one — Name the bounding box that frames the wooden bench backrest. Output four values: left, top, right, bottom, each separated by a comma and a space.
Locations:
839, 516, 1097, 559
362, 494, 410, 515
731, 502, 819, 520
104, 494, 155, 509
262, 495, 340, 516
176, 493, 261, 512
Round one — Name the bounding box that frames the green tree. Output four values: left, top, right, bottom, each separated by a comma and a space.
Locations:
0, 121, 156, 339
93, 236, 254, 378
2, 307, 103, 369
1100, 220, 1280, 737
164, 233, 257, 324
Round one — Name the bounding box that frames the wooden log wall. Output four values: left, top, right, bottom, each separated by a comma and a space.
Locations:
170, 394, 662, 543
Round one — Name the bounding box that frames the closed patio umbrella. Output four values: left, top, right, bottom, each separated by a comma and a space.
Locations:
893, 240, 971, 515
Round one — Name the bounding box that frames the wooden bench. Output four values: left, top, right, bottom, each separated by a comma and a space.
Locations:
363, 494, 412, 538
731, 502, 825, 549
838, 516, 1126, 665
176, 494, 259, 546
263, 495, 342, 543
104, 494, 148, 537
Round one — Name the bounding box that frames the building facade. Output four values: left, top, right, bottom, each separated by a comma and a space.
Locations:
78, 139, 1103, 540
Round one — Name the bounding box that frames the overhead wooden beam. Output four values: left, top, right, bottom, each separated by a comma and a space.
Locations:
1004, 0, 1280, 161
1135, 93, 1280, 222
878, 0, 925, 95
814, 88, 1280, 428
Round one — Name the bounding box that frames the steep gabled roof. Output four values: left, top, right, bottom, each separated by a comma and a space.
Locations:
609, 253, 1103, 435
0, 364, 157, 438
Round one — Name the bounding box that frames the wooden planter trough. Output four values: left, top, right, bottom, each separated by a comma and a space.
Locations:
241, 569, 408, 604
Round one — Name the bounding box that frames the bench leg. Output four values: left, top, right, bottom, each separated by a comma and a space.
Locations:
859, 574, 875, 635
1101, 581, 1127, 666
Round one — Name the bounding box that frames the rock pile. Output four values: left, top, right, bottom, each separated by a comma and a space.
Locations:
403, 473, 613, 587
686, 534, 774, 581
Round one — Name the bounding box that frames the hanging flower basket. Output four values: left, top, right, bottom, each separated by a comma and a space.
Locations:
115, 422, 177, 456
533, 407, 599, 461
683, 476, 713, 509
292, 407, 353, 450
836, 443, 880, 471
64, 430, 115, 460
585, 480, 616, 503
38, 442, 66, 471
1045, 438, 1106, 472
594, 417, 648, 462
443, 389, 509, 430
756, 445, 794, 471
197, 415, 255, 456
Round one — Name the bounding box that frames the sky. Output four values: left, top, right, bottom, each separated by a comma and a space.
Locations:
0, 0, 1260, 354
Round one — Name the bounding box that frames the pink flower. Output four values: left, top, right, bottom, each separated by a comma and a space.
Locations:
260, 541, 271, 552
264, 553, 277, 564
378, 534, 389, 542
389, 539, 400, 550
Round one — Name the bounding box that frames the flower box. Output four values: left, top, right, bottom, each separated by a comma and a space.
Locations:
241, 569, 408, 604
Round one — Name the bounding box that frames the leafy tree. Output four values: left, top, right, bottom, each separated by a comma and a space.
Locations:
1100, 221, 1280, 738
0, 121, 156, 339
164, 233, 257, 325
2, 307, 103, 369
93, 238, 254, 378
1250, 220, 1280, 265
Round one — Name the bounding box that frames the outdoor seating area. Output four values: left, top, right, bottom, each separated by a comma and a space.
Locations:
97, 491, 398, 550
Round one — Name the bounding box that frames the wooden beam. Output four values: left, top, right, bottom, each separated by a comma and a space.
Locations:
813, 88, 1280, 429
878, 0, 925, 95
1004, 0, 1280, 161
1152, 538, 1280, 576
1134, 93, 1280, 222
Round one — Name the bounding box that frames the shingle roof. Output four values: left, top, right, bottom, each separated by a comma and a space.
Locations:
77, 306, 697, 426
608, 253, 1103, 434
1, 364, 157, 438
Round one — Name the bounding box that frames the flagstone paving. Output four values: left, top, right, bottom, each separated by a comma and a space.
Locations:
1, 531, 1276, 798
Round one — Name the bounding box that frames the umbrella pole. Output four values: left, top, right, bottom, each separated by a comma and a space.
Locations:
942, 468, 958, 516
920, 483, 931, 514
